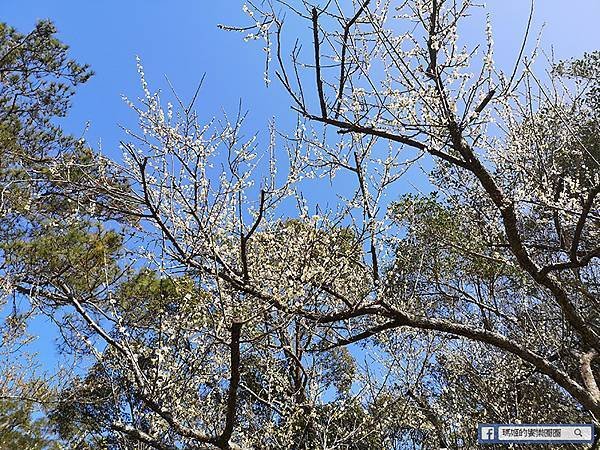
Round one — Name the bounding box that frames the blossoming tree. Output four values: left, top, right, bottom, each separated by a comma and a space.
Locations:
2, 1, 600, 449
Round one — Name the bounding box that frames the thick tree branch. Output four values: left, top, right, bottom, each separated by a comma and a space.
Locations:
311, 7, 327, 119
445, 120, 600, 353
425, 0, 439, 79
318, 301, 600, 415
112, 423, 179, 450
571, 185, 600, 261
322, 319, 399, 350
335, 0, 371, 117
386, 309, 600, 416
581, 349, 600, 403
474, 89, 496, 114
219, 321, 243, 448
295, 109, 471, 169
241, 189, 266, 281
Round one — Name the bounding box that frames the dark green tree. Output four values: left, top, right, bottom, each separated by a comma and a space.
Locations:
0, 19, 112, 450
0, 398, 60, 450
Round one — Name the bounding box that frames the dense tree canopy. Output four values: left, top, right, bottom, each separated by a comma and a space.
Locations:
1, 1, 600, 449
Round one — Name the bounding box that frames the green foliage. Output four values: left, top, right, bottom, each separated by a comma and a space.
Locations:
556, 51, 600, 112
0, 20, 92, 223
47, 269, 215, 449
318, 347, 356, 396
389, 192, 516, 284
552, 52, 600, 188
0, 20, 91, 139
0, 20, 123, 449
49, 362, 129, 450
116, 269, 207, 327
2, 224, 123, 298
0, 399, 60, 450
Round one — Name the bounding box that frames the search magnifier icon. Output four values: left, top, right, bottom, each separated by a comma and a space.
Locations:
574, 428, 583, 437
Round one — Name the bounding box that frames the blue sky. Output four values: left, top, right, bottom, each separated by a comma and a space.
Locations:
2, 0, 599, 369
1, 1, 290, 161
2, 0, 599, 163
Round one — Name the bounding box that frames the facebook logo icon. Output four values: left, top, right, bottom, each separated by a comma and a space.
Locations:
480, 426, 496, 442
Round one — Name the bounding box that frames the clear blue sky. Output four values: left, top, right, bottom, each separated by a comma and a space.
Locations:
2, 1, 599, 161
2, 0, 599, 368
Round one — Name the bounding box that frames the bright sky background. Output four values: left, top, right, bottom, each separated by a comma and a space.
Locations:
2, 1, 599, 161
2, 0, 599, 369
